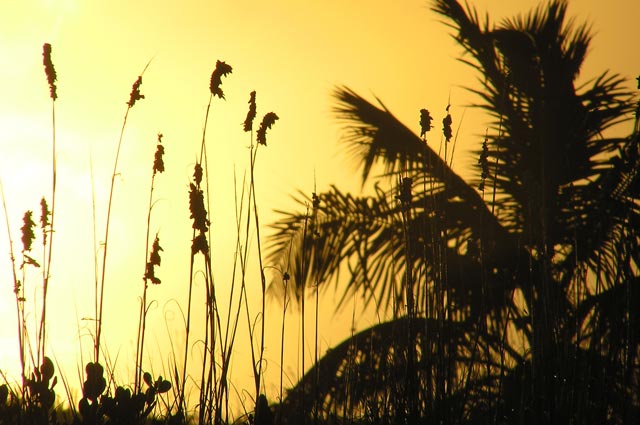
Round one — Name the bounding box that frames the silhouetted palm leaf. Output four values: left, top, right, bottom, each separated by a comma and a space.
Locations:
276, 317, 521, 424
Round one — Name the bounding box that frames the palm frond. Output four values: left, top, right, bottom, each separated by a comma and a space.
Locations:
267, 185, 402, 311
333, 85, 511, 244
276, 317, 518, 424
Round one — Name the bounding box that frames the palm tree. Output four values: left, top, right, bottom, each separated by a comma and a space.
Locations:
268, 0, 640, 423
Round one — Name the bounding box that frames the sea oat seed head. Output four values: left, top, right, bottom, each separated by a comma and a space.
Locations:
442, 113, 453, 142
40, 198, 50, 228
153, 133, 165, 175
256, 112, 279, 146
149, 236, 162, 266
127, 76, 145, 107
310, 192, 321, 238
210, 60, 233, 99
396, 177, 413, 205
478, 131, 489, 192
419, 109, 433, 137
144, 234, 163, 284
243, 91, 257, 132
189, 183, 209, 233
192, 233, 209, 255
40, 197, 51, 244
21, 211, 36, 252
42, 43, 57, 100
193, 163, 203, 186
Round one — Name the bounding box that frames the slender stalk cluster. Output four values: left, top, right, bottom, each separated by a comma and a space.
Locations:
39, 42, 59, 371
246, 98, 279, 406
17, 210, 37, 391
182, 59, 233, 423
310, 190, 321, 423
135, 132, 166, 393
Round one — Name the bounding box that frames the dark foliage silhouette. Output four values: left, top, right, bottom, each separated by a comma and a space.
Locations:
268, 0, 640, 423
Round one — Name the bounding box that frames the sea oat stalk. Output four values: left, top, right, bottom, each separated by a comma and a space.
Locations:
478, 131, 489, 193
181, 60, 231, 421
38, 43, 58, 367
95, 61, 151, 364
250, 110, 278, 401
1, 185, 27, 393
134, 134, 165, 392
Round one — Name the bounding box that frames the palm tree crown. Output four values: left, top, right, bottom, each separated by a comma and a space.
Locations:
268, 1, 640, 423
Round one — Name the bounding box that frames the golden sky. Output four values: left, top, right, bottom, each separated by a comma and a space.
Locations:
1, 0, 638, 416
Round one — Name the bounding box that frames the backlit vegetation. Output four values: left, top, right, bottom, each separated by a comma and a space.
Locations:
1, 0, 639, 424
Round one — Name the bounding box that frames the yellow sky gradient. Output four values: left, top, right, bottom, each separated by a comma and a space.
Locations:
1, 0, 638, 416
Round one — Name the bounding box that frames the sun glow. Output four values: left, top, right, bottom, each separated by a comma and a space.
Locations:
1, 0, 639, 419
